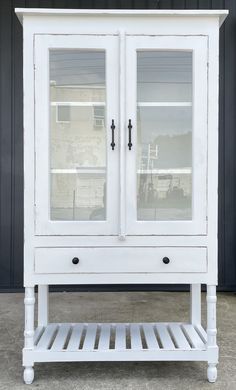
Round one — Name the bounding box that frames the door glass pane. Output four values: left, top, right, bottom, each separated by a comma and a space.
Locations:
137, 51, 192, 221
49, 50, 106, 221
137, 51, 192, 102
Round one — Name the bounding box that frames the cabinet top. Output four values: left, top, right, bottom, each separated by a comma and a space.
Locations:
15, 8, 228, 27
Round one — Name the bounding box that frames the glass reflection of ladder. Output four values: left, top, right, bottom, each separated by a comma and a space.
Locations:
140, 143, 158, 173
139, 144, 159, 204
147, 144, 158, 173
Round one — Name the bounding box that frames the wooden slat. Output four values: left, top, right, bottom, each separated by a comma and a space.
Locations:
168, 324, 191, 350
31, 322, 209, 354
34, 326, 44, 345
82, 324, 97, 351
130, 324, 142, 350
67, 324, 84, 351
182, 324, 205, 349
50, 324, 71, 351
98, 324, 111, 351
195, 324, 207, 344
155, 324, 175, 349
142, 324, 159, 349
115, 324, 126, 350
36, 324, 58, 350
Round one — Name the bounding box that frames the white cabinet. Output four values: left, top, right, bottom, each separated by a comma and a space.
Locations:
15, 8, 228, 384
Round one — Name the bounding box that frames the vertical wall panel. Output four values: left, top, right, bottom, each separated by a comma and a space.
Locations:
198, 0, 212, 9
11, 0, 25, 287
172, 0, 186, 9
221, 0, 236, 286
0, 0, 13, 288
0, 0, 235, 291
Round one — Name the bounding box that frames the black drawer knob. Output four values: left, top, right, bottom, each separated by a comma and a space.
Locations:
162, 257, 170, 264
72, 257, 79, 265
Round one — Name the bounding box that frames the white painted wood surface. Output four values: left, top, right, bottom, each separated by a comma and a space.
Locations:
38, 285, 48, 326
34, 34, 119, 236
15, 9, 228, 27
24, 287, 35, 350
182, 324, 205, 349
30, 322, 207, 353
207, 285, 218, 383
156, 324, 175, 349
125, 35, 208, 236
168, 323, 191, 350
19, 8, 226, 383
118, 29, 126, 240
22, 321, 212, 369
98, 324, 111, 351
23, 287, 35, 384
190, 284, 201, 325
34, 247, 207, 274
115, 324, 126, 351
67, 324, 84, 351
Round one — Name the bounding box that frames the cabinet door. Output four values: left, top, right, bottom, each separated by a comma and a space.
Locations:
34, 35, 119, 235
125, 36, 208, 235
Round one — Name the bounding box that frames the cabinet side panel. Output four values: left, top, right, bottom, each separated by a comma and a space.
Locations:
23, 19, 35, 287
207, 24, 219, 285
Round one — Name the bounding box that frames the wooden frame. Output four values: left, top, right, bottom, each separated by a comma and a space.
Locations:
126, 35, 208, 236
34, 34, 119, 236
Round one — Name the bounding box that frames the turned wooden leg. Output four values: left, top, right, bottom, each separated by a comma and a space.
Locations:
207, 363, 217, 383
23, 287, 35, 384
23, 366, 34, 385
190, 284, 201, 325
38, 285, 49, 326
207, 285, 218, 383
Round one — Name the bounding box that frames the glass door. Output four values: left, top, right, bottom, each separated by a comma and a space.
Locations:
125, 36, 208, 235
34, 35, 119, 235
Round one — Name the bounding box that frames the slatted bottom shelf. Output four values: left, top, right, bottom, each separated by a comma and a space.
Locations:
24, 322, 209, 363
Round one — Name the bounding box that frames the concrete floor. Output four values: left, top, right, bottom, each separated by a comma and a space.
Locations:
0, 291, 235, 389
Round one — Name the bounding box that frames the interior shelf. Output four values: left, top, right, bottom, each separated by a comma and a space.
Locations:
51, 168, 106, 174
137, 102, 192, 107
30, 322, 208, 362
50, 102, 192, 107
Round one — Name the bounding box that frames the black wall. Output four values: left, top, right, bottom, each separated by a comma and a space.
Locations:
0, 0, 235, 292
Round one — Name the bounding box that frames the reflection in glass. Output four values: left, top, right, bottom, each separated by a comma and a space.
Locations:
137, 51, 192, 102
137, 51, 192, 221
49, 50, 106, 221
51, 174, 106, 221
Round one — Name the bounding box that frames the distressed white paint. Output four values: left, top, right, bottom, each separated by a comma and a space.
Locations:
125, 35, 208, 236
22, 321, 213, 366
15, 9, 228, 26
17, 8, 227, 384
34, 247, 207, 274
207, 285, 218, 383
119, 29, 126, 240
38, 285, 49, 326
190, 284, 201, 325
23, 287, 35, 384
34, 34, 119, 236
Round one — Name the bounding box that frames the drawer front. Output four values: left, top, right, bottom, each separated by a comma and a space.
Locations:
35, 247, 207, 274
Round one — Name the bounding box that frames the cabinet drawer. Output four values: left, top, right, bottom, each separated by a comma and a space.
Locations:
35, 247, 207, 274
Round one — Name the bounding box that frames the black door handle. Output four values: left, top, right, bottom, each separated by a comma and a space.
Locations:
128, 119, 132, 150
110, 119, 115, 150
